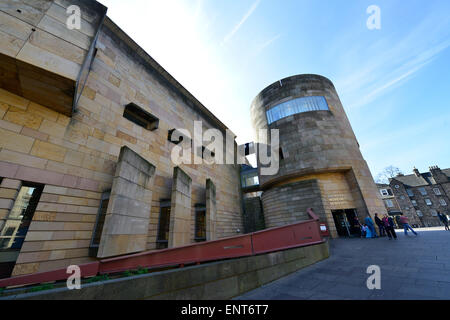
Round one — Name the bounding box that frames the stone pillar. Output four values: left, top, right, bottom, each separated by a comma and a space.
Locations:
206, 179, 217, 241
169, 167, 192, 248
97, 146, 155, 258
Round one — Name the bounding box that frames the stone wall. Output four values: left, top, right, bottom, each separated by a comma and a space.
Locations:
261, 179, 326, 228
0, 12, 243, 276
0, 0, 106, 115
242, 197, 265, 233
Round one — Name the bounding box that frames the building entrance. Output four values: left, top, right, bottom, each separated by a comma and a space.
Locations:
332, 209, 360, 237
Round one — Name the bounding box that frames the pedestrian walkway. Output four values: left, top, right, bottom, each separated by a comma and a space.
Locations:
235, 227, 450, 300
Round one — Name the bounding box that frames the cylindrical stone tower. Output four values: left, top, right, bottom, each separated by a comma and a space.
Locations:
250, 74, 386, 238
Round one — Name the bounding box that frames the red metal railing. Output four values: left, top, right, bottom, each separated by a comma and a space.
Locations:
0, 208, 325, 289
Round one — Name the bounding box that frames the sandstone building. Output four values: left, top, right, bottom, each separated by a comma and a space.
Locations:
250, 75, 387, 238
0, 1, 385, 280
389, 167, 450, 227
0, 0, 243, 279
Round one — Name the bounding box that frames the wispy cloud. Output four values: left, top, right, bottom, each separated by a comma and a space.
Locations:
335, 9, 450, 110
349, 39, 450, 109
221, 0, 261, 46
254, 33, 282, 55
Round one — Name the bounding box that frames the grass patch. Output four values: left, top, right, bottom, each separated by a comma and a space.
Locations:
85, 274, 109, 284
27, 284, 54, 293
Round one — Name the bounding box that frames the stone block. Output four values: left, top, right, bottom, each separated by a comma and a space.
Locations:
38, 119, 67, 137
0, 127, 35, 154
97, 146, 155, 258
0, 88, 29, 110
0, 149, 48, 169
0, 198, 14, 210
4, 106, 43, 130
28, 102, 59, 122
31, 140, 67, 162
0, 178, 21, 190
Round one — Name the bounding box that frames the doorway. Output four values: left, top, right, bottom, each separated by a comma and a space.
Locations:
332, 209, 360, 237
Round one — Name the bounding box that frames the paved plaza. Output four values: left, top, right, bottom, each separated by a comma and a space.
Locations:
235, 227, 450, 300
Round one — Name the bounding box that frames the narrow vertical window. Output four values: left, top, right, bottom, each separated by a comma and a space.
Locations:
279, 147, 285, 160
89, 191, 110, 257
195, 205, 206, 242
157, 201, 171, 249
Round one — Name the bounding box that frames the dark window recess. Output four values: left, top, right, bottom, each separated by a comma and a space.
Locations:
195, 205, 206, 241
279, 148, 284, 160
0, 182, 44, 279
0, 177, 3, 186
201, 146, 215, 159
89, 191, 110, 257
157, 201, 171, 249
244, 142, 255, 156
123, 103, 159, 131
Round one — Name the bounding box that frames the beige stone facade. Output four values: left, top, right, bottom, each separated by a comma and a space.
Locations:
0, 1, 243, 278
251, 75, 387, 238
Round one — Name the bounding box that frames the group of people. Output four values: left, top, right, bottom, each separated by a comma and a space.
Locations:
353, 211, 450, 239
355, 213, 419, 240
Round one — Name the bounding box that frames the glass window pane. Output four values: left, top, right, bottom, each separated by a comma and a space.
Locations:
266, 96, 329, 124
1, 184, 43, 251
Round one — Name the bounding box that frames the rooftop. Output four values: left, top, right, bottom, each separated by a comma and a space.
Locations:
390, 167, 450, 187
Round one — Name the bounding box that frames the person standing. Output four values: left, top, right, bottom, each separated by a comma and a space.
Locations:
383, 215, 397, 240
375, 213, 386, 237
361, 224, 367, 238
364, 224, 372, 238
438, 212, 450, 231
399, 214, 418, 236
365, 215, 378, 238
353, 216, 362, 238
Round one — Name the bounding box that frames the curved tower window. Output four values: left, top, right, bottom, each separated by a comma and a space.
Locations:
266, 96, 329, 124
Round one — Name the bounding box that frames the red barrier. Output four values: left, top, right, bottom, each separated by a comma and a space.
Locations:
0, 208, 324, 289
252, 220, 323, 255
99, 234, 253, 274
0, 262, 99, 288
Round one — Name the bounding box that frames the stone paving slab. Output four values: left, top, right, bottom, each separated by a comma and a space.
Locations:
235, 227, 450, 300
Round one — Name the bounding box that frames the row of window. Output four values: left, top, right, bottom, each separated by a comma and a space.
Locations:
266, 96, 330, 125
406, 187, 442, 197
411, 198, 447, 207
416, 209, 442, 217
124, 103, 215, 159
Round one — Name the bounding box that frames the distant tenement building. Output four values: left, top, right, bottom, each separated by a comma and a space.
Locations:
388, 167, 450, 227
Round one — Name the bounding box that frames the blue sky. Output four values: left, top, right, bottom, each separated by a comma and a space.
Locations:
100, 0, 450, 177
